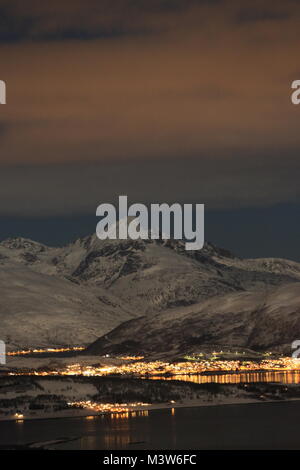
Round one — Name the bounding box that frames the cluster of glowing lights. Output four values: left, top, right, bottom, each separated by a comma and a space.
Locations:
7, 357, 300, 378
68, 400, 151, 414
14, 412, 24, 421
7, 346, 84, 356
119, 356, 144, 361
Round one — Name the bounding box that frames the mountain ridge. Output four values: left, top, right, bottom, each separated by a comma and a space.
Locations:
1, 234, 300, 350
86, 282, 300, 357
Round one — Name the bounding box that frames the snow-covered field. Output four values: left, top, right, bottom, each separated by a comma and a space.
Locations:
1, 375, 300, 423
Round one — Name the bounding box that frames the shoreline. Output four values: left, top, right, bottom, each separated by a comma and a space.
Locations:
3, 366, 300, 378
2, 396, 300, 424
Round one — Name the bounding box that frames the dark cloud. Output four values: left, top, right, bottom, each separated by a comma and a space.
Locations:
0, 0, 294, 43
0, 154, 299, 216
0, 0, 202, 43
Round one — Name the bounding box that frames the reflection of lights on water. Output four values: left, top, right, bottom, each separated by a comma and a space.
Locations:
150, 370, 300, 385
171, 408, 175, 416
14, 412, 24, 422
104, 433, 131, 448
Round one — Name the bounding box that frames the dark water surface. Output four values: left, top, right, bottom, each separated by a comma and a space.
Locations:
1, 401, 300, 450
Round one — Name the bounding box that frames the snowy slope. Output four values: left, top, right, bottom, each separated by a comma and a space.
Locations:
86, 282, 300, 356
0, 235, 300, 349
0, 266, 132, 350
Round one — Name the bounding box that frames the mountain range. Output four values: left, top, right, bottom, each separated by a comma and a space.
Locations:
0, 233, 300, 352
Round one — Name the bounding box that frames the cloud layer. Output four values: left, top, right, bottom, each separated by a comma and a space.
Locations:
0, 0, 299, 215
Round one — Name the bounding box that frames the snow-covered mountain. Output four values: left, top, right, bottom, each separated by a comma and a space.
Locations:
86, 282, 300, 357
0, 266, 132, 350
0, 234, 300, 349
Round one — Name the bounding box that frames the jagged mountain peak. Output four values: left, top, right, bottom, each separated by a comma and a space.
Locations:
1, 231, 300, 349
0, 236, 48, 252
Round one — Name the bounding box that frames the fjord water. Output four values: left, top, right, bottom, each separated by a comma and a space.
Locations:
1, 401, 300, 450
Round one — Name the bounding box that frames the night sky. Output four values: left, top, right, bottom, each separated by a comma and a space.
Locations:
0, 0, 299, 260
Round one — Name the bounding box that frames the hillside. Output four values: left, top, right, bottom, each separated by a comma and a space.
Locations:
86, 282, 300, 357
1, 234, 300, 349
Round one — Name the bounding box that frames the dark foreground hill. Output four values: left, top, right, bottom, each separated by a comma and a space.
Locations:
86, 282, 300, 357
